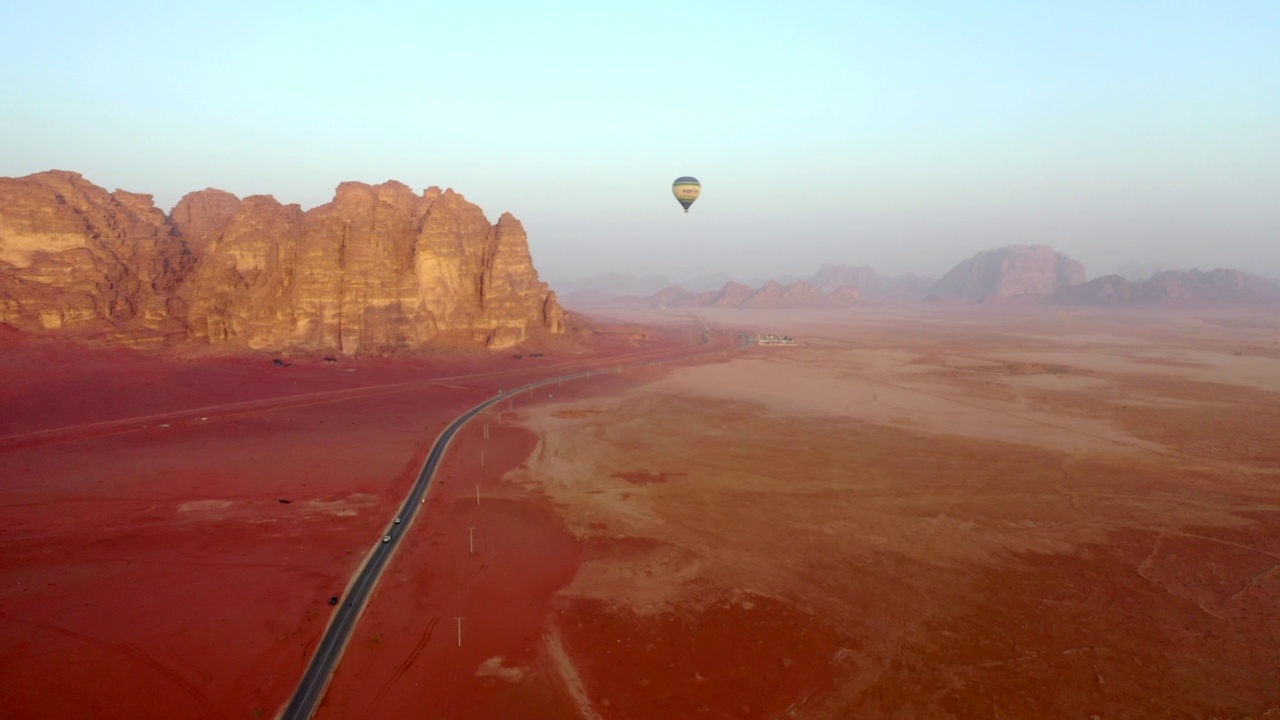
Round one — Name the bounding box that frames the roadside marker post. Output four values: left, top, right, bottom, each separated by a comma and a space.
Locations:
456, 617, 463, 647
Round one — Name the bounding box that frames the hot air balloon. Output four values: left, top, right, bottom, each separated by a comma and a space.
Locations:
672, 176, 700, 213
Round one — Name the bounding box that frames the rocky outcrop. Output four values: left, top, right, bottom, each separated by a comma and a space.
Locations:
709, 281, 754, 307
0, 170, 193, 332
0, 171, 567, 353
169, 188, 242, 258
930, 245, 1086, 301
743, 280, 825, 308
183, 181, 566, 353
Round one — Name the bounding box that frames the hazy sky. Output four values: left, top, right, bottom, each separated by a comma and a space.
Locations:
2, 1, 1277, 283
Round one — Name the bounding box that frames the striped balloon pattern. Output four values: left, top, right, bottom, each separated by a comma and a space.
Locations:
672, 176, 701, 213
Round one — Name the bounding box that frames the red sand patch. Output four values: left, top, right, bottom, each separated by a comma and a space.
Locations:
0, 374, 490, 719
0, 322, 716, 719
310, 354, 738, 718
508, 306, 1280, 717
870, 524, 1280, 718
558, 594, 845, 719
315, 427, 583, 719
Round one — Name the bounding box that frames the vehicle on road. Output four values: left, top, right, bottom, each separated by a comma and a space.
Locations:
393, 517, 401, 524
381, 535, 391, 543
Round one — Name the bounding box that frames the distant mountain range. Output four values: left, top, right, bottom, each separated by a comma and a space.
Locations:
1057, 268, 1280, 305
553, 271, 802, 297
634, 279, 863, 310
560, 245, 1280, 310
558, 263, 931, 309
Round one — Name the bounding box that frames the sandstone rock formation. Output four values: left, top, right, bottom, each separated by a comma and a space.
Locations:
0, 171, 193, 334
930, 245, 1086, 301
708, 281, 754, 307
169, 188, 242, 259
742, 280, 825, 308
0, 171, 567, 353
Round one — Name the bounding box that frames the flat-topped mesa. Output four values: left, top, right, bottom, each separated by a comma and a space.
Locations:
0, 170, 568, 353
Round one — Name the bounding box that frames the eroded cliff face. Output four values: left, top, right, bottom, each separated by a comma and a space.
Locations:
181, 180, 567, 353
169, 188, 241, 259
0, 172, 567, 353
0, 171, 193, 332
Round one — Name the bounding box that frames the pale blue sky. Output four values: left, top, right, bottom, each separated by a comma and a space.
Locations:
2, 1, 1277, 283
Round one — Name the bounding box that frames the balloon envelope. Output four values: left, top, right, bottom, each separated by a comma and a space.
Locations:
672, 176, 700, 212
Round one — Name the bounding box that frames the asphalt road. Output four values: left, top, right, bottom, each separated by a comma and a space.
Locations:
281, 326, 742, 719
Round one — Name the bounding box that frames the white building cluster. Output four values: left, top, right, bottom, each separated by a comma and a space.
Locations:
756, 334, 796, 345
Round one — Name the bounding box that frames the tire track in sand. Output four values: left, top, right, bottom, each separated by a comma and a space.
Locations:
361, 615, 439, 720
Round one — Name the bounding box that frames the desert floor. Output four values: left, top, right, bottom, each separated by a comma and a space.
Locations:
3, 306, 1279, 719
0, 318, 707, 720
412, 304, 1276, 720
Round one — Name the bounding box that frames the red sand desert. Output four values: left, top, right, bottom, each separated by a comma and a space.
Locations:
4, 306, 1280, 719
0, 319, 710, 719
